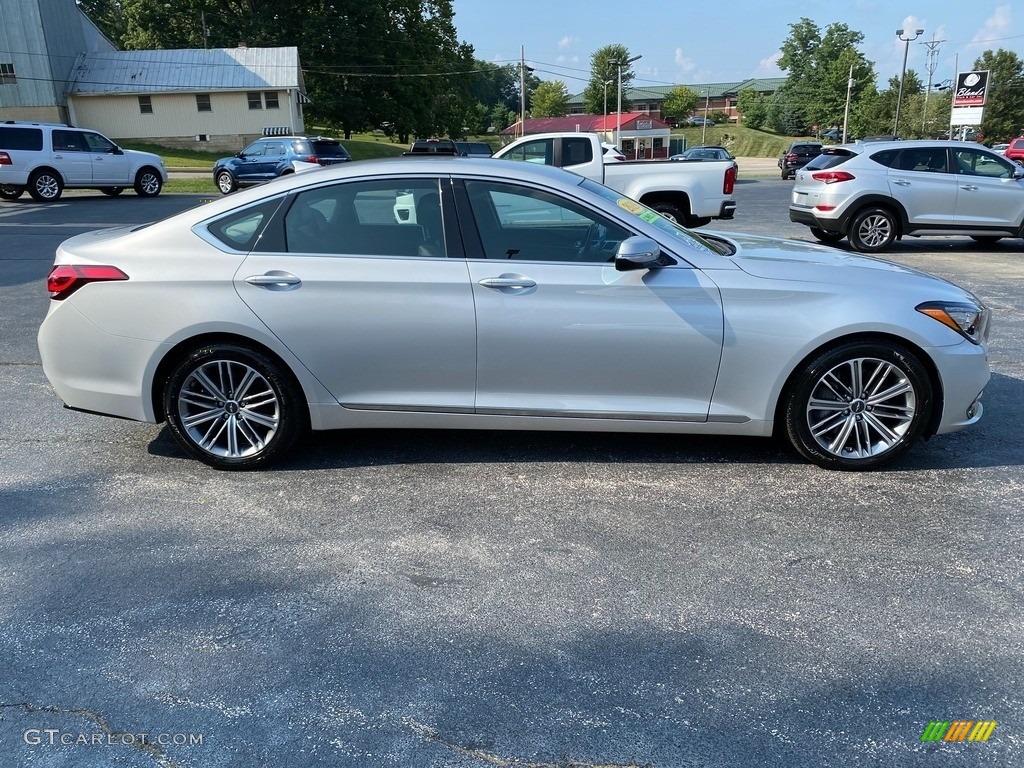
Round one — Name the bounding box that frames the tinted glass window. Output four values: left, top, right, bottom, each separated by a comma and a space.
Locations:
464, 180, 631, 263
240, 142, 265, 157
893, 148, 948, 173
52, 130, 88, 152
311, 140, 350, 158
805, 151, 855, 171
0, 127, 43, 151
206, 198, 285, 251
562, 138, 594, 165
284, 179, 446, 257
868, 149, 899, 168
953, 148, 1015, 178
502, 139, 553, 165
82, 132, 115, 153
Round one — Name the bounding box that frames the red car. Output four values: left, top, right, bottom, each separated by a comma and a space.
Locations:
1005, 137, 1024, 163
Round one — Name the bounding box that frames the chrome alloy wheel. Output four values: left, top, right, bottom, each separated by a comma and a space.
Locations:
805, 356, 917, 459
177, 359, 280, 458
853, 212, 893, 249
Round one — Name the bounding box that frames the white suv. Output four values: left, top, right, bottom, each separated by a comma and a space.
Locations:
0, 121, 167, 202
789, 139, 1024, 252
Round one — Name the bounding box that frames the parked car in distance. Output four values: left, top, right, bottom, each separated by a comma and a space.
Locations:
213, 135, 350, 194
0, 120, 166, 201
789, 139, 1024, 252
670, 146, 738, 176
38, 156, 989, 472
455, 141, 493, 157
820, 128, 843, 142
1005, 137, 1024, 163
991, 143, 1009, 155
778, 141, 823, 179
602, 142, 626, 162
685, 116, 715, 127
406, 138, 461, 155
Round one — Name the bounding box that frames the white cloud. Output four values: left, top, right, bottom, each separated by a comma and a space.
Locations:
969, 4, 1013, 49
558, 35, 579, 49
674, 48, 697, 74
756, 51, 783, 76
556, 54, 580, 65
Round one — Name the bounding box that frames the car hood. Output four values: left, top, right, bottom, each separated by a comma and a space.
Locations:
123, 148, 163, 165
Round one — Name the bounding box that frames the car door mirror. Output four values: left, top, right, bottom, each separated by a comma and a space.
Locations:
614, 236, 663, 271
111, 146, 123, 155
1013, 165, 1024, 179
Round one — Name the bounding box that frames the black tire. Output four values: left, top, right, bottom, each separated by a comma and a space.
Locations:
0, 187, 24, 200
810, 227, 845, 244
783, 340, 932, 470
216, 169, 237, 194
163, 344, 305, 470
27, 169, 63, 201
101, 187, 124, 196
970, 235, 1002, 244
134, 167, 163, 197
848, 206, 897, 253
781, 169, 790, 179
650, 202, 686, 225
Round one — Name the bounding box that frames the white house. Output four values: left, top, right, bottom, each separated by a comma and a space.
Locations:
66, 46, 309, 151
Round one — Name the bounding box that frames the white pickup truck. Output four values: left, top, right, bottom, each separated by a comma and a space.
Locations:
493, 132, 736, 228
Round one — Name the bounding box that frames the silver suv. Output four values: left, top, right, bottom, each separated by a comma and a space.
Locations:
0, 121, 167, 202
789, 140, 1024, 252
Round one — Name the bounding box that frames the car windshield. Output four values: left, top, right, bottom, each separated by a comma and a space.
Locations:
579, 179, 727, 257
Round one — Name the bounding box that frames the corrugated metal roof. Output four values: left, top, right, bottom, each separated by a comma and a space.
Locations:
568, 77, 787, 104
67, 46, 301, 95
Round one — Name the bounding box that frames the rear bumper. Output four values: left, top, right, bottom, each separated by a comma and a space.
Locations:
789, 206, 844, 234
717, 200, 737, 220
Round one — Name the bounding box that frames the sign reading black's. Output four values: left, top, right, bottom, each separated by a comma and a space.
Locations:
953, 71, 990, 107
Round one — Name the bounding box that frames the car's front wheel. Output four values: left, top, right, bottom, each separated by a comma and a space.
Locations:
163, 344, 305, 470
27, 169, 63, 201
783, 340, 932, 470
134, 167, 163, 197
216, 170, 237, 194
810, 227, 845, 244
848, 206, 896, 252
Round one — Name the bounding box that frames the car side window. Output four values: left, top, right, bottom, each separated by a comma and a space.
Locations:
502, 139, 553, 165
240, 142, 264, 157
283, 179, 446, 257
82, 132, 116, 153
52, 130, 88, 152
262, 142, 285, 157
464, 180, 631, 263
953, 148, 1014, 178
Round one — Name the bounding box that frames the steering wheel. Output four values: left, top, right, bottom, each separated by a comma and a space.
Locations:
577, 223, 608, 261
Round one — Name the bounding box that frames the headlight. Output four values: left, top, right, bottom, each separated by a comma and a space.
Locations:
916, 300, 990, 344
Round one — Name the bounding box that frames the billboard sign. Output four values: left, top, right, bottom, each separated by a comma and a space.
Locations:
952, 71, 990, 107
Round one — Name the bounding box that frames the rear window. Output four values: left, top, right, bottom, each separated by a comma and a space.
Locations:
0, 126, 44, 151
804, 149, 856, 171
792, 144, 822, 153
312, 140, 350, 157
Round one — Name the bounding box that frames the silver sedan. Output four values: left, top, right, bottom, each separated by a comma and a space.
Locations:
38, 157, 990, 470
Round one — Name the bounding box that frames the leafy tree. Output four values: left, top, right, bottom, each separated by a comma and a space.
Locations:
582, 45, 635, 115
531, 80, 570, 117
659, 86, 700, 122
973, 49, 1024, 141
774, 17, 875, 135
737, 88, 770, 129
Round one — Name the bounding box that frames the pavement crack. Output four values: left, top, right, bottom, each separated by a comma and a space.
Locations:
0, 701, 183, 768
405, 718, 653, 768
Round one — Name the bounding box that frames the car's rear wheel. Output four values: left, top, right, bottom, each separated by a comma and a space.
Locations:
970, 235, 1002, 244
0, 187, 24, 200
685, 216, 712, 228
650, 202, 686, 225
810, 227, 845, 244
27, 169, 63, 201
781, 169, 790, 179
216, 170, 237, 194
100, 187, 124, 196
783, 340, 932, 470
163, 344, 305, 470
848, 207, 896, 252
134, 167, 163, 197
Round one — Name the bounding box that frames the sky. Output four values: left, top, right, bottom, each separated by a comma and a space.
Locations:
450, 0, 1023, 91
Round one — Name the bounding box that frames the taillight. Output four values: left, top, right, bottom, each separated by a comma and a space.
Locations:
47, 265, 128, 300
786, 153, 798, 162
723, 164, 736, 195
0, 151, 11, 166
811, 170, 855, 184
304, 155, 318, 163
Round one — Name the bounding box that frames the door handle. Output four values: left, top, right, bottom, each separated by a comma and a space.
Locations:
892, 179, 911, 186
959, 184, 979, 191
478, 276, 537, 289
245, 272, 301, 288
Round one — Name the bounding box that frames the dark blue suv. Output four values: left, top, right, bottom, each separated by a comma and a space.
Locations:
213, 136, 351, 194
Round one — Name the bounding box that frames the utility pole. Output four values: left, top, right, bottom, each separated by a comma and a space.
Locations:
894, 28, 924, 137
519, 45, 526, 139
921, 34, 946, 137
842, 65, 854, 143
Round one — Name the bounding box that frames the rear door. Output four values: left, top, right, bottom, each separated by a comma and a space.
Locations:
885, 147, 959, 226
50, 129, 92, 184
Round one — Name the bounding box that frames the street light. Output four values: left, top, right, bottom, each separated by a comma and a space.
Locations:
894, 27, 924, 137
611, 54, 641, 149
603, 78, 613, 119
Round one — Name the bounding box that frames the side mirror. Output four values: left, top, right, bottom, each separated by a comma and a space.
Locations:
111, 146, 123, 155
1013, 165, 1024, 179
236, 151, 246, 159
614, 236, 664, 271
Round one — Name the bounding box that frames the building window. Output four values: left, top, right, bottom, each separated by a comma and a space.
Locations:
264, 91, 279, 109
196, 94, 212, 112
247, 91, 262, 110
0, 63, 15, 85
138, 95, 153, 114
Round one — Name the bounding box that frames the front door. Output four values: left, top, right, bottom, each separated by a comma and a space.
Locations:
461, 179, 724, 420
82, 131, 132, 185
951, 146, 1024, 228
885, 147, 959, 226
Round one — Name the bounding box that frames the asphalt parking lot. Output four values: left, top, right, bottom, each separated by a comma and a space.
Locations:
0, 182, 1021, 767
